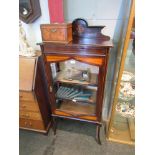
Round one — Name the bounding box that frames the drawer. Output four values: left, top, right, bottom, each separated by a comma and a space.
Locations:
40, 23, 72, 43
20, 100, 39, 112
42, 27, 66, 41
19, 118, 45, 130
19, 91, 35, 102
20, 111, 42, 120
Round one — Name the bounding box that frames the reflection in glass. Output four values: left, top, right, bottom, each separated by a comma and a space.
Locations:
19, 0, 31, 16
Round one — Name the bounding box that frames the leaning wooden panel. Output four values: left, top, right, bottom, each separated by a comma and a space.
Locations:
19, 57, 36, 91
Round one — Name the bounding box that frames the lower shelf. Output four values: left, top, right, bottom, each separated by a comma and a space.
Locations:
57, 100, 95, 116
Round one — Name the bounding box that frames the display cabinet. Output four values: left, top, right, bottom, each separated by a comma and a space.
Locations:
106, 0, 135, 145
39, 19, 113, 144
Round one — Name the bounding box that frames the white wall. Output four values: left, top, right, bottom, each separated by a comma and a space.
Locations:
64, 0, 129, 42
22, 0, 129, 49
22, 0, 50, 50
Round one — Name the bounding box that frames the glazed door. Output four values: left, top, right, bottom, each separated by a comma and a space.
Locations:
45, 55, 105, 121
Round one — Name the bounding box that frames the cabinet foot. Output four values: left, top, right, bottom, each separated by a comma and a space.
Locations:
96, 125, 101, 145
52, 117, 57, 135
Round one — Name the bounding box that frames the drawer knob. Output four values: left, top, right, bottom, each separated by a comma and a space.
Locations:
51, 29, 57, 33
29, 122, 32, 126
25, 114, 29, 118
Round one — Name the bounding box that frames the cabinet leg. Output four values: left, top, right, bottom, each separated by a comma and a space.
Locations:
96, 125, 101, 145
52, 117, 57, 135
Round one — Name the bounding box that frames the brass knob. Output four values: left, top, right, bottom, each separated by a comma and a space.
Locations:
51, 29, 57, 32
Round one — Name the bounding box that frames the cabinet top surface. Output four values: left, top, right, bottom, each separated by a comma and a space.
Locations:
40, 18, 113, 50
42, 38, 113, 48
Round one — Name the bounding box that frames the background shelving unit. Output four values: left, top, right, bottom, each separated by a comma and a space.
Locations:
106, 0, 135, 145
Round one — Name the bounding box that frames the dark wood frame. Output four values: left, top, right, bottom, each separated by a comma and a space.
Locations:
39, 19, 113, 144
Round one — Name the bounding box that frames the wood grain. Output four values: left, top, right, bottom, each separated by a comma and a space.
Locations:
20, 111, 42, 120
128, 118, 135, 141
59, 101, 95, 115
19, 91, 35, 101
41, 23, 72, 43
19, 100, 39, 112
54, 110, 97, 121
46, 55, 70, 62
74, 56, 103, 66
19, 118, 44, 130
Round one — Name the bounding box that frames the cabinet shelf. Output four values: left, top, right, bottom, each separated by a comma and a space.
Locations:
56, 100, 96, 116
55, 85, 97, 104
56, 96, 96, 105
55, 71, 98, 87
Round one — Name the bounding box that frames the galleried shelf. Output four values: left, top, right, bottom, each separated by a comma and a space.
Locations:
39, 18, 113, 144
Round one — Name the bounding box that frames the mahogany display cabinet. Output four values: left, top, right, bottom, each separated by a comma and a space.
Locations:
39, 19, 113, 144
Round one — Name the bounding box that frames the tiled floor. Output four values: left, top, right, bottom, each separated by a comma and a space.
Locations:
19, 119, 135, 155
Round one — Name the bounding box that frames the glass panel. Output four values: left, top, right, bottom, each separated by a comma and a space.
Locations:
50, 59, 99, 116
19, 0, 32, 17
109, 29, 135, 144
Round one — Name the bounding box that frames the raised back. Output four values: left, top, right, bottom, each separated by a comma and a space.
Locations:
72, 18, 110, 41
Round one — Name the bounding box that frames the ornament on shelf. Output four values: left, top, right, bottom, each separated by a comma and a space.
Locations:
116, 71, 135, 118
19, 20, 36, 57
119, 81, 135, 101
121, 71, 134, 82
116, 100, 135, 118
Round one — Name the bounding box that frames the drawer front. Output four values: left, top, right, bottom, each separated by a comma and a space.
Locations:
19, 118, 45, 130
20, 100, 39, 112
20, 111, 42, 120
19, 91, 35, 102
41, 27, 66, 41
